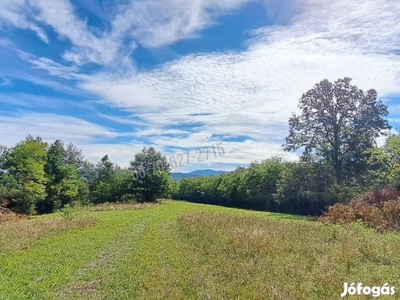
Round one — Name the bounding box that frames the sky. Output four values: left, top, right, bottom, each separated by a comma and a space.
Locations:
0, 0, 400, 172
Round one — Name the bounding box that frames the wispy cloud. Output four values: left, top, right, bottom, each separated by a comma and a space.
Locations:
77, 0, 400, 167
0, 0, 255, 66
0, 113, 122, 146
0, 0, 49, 43
110, 0, 255, 48
0, 93, 99, 111
0, 38, 13, 47
1, 0, 400, 170
19, 53, 83, 80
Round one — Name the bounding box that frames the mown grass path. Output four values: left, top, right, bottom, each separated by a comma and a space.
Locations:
1, 201, 400, 299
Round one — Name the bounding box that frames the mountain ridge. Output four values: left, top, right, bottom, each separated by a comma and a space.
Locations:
170, 169, 230, 180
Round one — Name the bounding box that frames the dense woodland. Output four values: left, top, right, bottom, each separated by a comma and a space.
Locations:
1, 77, 400, 221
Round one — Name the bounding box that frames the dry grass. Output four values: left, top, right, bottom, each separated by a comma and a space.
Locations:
177, 211, 400, 299
0, 215, 95, 253
81, 201, 159, 212
0, 202, 159, 253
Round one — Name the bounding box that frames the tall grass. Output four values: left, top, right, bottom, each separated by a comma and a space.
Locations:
1, 201, 399, 299
177, 212, 400, 299
0, 215, 95, 253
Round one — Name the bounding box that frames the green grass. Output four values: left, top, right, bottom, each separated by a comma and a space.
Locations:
1, 200, 400, 299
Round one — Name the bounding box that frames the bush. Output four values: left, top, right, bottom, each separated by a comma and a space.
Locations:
320, 186, 400, 232
319, 204, 356, 224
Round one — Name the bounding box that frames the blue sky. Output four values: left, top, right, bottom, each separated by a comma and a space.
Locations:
0, 0, 400, 172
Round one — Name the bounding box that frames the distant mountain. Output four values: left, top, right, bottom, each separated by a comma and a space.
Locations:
170, 169, 230, 180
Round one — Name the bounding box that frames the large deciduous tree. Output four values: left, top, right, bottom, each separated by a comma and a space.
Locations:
284, 77, 390, 184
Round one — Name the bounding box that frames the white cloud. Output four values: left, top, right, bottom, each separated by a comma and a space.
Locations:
31, 0, 122, 65
0, 0, 49, 43
0, 93, 99, 112
0, 112, 146, 166
1, 69, 89, 97
18, 52, 86, 80
0, 113, 122, 146
79, 0, 400, 168
78, 143, 146, 167
0, 38, 13, 47
111, 0, 254, 48
97, 114, 148, 127
1, 0, 400, 170
0, 0, 255, 66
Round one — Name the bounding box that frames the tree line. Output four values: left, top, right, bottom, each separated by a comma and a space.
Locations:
1, 77, 397, 217
171, 78, 398, 216
0, 141, 171, 214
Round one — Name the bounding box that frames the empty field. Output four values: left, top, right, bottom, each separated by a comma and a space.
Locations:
1, 201, 400, 300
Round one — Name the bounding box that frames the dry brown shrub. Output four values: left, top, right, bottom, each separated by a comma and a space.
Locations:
381, 200, 400, 231
0, 206, 25, 224
353, 186, 400, 208
319, 203, 356, 224
320, 186, 400, 232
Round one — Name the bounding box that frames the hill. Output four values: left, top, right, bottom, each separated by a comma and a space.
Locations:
170, 169, 230, 180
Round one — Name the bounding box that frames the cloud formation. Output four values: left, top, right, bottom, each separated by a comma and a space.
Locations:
82, 0, 400, 151
1, 0, 399, 169
0, 0, 254, 66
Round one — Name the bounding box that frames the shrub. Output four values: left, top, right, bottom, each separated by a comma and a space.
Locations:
320, 186, 400, 232
319, 204, 356, 224
0, 206, 25, 224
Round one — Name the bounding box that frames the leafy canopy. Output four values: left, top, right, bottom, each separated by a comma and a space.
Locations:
284, 77, 390, 184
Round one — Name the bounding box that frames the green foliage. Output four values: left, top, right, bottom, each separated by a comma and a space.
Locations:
173, 158, 288, 212
0, 145, 12, 202
64, 142, 85, 169
93, 181, 113, 204
176, 175, 224, 205
243, 157, 286, 209
4, 136, 48, 214
366, 135, 400, 188
0, 145, 8, 171
276, 161, 337, 215
90, 157, 139, 204
91, 155, 120, 204
58, 203, 76, 220
129, 147, 171, 202
1, 121, 397, 219
170, 79, 395, 217
284, 77, 390, 185
218, 167, 248, 207
37, 140, 89, 214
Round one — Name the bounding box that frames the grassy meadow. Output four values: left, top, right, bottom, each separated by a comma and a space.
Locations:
1, 200, 400, 299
